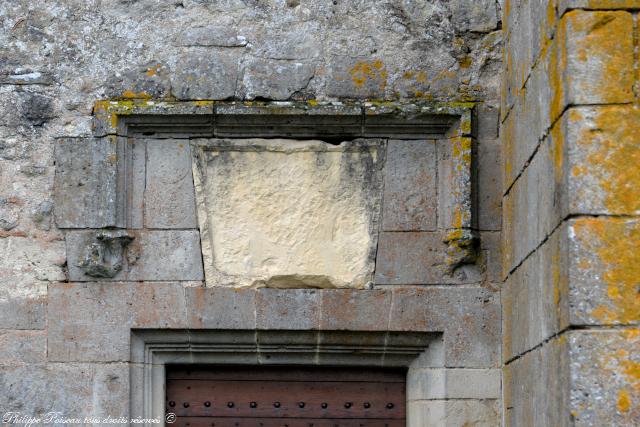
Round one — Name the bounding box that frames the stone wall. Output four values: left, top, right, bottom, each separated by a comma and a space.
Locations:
502, 0, 639, 425
0, 1, 505, 425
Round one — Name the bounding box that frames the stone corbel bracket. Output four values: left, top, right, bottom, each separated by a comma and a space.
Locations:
78, 230, 134, 278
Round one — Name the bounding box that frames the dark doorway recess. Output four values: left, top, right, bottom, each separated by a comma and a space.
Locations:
165, 365, 407, 427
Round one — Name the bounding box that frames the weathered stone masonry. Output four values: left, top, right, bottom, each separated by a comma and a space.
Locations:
0, 1, 504, 425
502, 0, 640, 425
3, 0, 636, 426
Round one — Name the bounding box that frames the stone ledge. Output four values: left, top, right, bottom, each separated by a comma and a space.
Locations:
91, 100, 474, 140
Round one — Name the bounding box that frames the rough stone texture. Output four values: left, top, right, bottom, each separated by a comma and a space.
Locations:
0, 363, 129, 418
0, 0, 508, 420
144, 139, 197, 228
477, 137, 502, 231
563, 106, 640, 217
569, 330, 640, 425
65, 229, 203, 281
407, 368, 501, 399
53, 137, 118, 228
408, 399, 500, 427
239, 58, 316, 100
0, 330, 46, 365
48, 285, 500, 369
192, 138, 383, 289
504, 335, 571, 427
560, 11, 634, 108
569, 217, 640, 326
256, 288, 321, 330
502, 223, 570, 361
502, 1, 639, 425
375, 232, 482, 284
381, 139, 437, 231
0, 236, 64, 330
47, 282, 189, 362
186, 287, 257, 330
388, 287, 500, 368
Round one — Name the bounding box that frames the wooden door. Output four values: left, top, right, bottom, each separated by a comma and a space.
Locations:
165, 365, 406, 427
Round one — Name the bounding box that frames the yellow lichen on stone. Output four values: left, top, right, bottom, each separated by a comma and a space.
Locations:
349, 60, 388, 89
121, 90, 152, 99
574, 218, 640, 324
568, 10, 634, 103
569, 106, 640, 215
549, 16, 566, 125
617, 389, 631, 413
581, 106, 640, 214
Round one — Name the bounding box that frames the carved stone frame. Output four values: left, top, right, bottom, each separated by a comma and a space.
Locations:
92, 100, 477, 264
130, 329, 441, 426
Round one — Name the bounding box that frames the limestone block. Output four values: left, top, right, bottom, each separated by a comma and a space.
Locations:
326, 57, 388, 99
450, 0, 499, 33
476, 104, 499, 141
569, 217, 640, 326
0, 236, 66, 283
0, 363, 129, 417
569, 330, 640, 425
477, 138, 502, 231
504, 335, 571, 427
53, 137, 118, 228
480, 231, 502, 283
504, 105, 639, 256
104, 61, 171, 100
319, 290, 392, 331
408, 399, 500, 427
503, 224, 570, 361
407, 368, 501, 399
559, 0, 640, 14
186, 287, 256, 330
47, 282, 188, 362
176, 25, 248, 47
564, 106, 640, 216
0, 282, 46, 330
256, 288, 320, 330
503, 0, 533, 111
65, 230, 203, 281
382, 139, 437, 231
239, 58, 316, 100
375, 232, 482, 285
0, 330, 46, 365
192, 138, 383, 289
559, 11, 634, 110
502, 42, 553, 188
250, 21, 322, 60
172, 50, 239, 100
126, 138, 146, 228
389, 287, 501, 368
144, 139, 197, 228
502, 129, 564, 274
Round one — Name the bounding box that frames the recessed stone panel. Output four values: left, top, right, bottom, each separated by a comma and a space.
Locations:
192, 138, 384, 289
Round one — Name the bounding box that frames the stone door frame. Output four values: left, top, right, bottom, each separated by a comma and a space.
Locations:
130, 329, 441, 426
